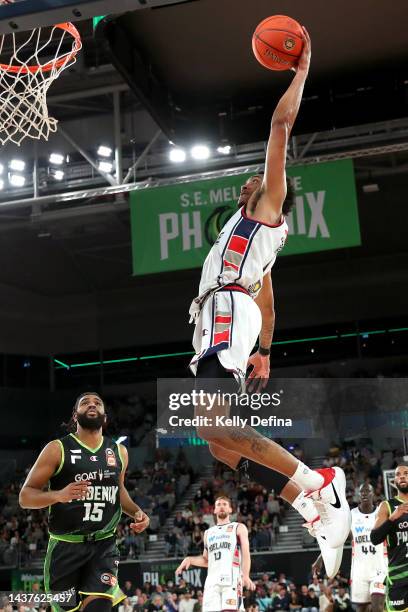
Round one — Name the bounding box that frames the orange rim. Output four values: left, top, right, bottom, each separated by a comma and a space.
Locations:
0, 22, 82, 74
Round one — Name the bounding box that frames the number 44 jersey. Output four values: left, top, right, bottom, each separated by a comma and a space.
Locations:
351, 507, 388, 578
48, 434, 122, 538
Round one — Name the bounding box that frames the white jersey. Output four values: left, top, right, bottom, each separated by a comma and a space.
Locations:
351, 507, 388, 576
189, 206, 288, 322
205, 522, 241, 586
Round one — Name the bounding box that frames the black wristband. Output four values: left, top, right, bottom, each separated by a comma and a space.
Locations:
258, 346, 270, 356
370, 518, 394, 545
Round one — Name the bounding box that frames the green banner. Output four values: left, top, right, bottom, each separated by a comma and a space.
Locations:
130, 159, 360, 275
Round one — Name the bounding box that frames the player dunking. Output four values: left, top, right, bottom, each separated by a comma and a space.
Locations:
175, 496, 255, 612
19, 392, 150, 612
371, 465, 408, 612
187, 28, 350, 576
313, 483, 387, 610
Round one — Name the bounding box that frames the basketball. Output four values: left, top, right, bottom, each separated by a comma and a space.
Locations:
252, 15, 304, 71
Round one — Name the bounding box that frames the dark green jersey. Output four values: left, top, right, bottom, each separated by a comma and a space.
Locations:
48, 434, 123, 538
386, 497, 408, 587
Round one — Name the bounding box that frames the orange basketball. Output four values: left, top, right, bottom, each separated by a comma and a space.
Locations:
252, 15, 304, 71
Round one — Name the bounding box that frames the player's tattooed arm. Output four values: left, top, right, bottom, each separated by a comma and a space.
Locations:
19, 441, 90, 509
175, 532, 208, 574
118, 444, 150, 532
237, 524, 255, 591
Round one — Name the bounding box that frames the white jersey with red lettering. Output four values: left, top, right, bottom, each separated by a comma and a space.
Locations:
204, 522, 243, 611
350, 507, 388, 603
189, 205, 288, 378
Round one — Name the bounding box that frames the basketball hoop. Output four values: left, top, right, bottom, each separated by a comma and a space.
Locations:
0, 19, 82, 145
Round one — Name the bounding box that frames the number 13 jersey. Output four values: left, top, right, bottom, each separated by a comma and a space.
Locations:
48, 434, 122, 538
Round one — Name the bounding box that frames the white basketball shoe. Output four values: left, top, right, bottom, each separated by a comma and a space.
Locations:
308, 466, 351, 549
304, 517, 344, 578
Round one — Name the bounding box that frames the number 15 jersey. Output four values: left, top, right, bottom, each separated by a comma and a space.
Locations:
48, 434, 122, 538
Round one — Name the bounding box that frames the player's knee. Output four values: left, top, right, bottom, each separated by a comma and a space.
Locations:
81, 596, 113, 612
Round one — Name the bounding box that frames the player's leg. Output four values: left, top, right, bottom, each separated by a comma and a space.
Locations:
197, 355, 330, 490
79, 537, 125, 610
351, 576, 371, 612
44, 539, 85, 612
369, 574, 386, 612
371, 594, 385, 612
196, 355, 350, 548
81, 597, 112, 611
209, 440, 342, 577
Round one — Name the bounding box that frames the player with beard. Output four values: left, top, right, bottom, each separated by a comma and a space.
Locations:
19, 392, 150, 612
176, 496, 255, 612
371, 465, 408, 612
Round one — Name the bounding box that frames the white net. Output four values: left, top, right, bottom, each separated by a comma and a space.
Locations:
0, 22, 81, 146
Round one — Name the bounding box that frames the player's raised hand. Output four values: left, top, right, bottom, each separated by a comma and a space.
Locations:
175, 557, 191, 575
56, 481, 91, 503
130, 510, 150, 533
246, 351, 270, 392
242, 575, 255, 591
292, 26, 311, 74
390, 503, 408, 521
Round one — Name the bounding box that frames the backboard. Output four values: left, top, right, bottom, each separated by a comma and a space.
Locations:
0, 0, 191, 33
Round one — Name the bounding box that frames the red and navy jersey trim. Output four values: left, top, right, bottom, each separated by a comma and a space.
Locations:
220, 215, 261, 281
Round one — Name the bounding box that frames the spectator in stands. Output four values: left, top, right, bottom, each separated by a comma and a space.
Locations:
178, 592, 197, 612
273, 586, 290, 611
300, 586, 319, 612
289, 591, 301, 611
147, 594, 164, 612
333, 587, 352, 612
319, 587, 334, 612
164, 593, 178, 612
192, 593, 203, 612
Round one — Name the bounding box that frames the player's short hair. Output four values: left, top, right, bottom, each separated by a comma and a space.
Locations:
74, 391, 104, 411
215, 495, 233, 508
252, 172, 296, 216
62, 391, 106, 432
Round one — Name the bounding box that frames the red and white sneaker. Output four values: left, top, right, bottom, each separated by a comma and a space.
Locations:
307, 467, 351, 549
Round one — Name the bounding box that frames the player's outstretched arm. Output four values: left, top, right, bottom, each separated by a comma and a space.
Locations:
19, 441, 90, 509
118, 444, 150, 533
262, 27, 311, 216
176, 533, 208, 574
237, 523, 255, 591
247, 272, 274, 391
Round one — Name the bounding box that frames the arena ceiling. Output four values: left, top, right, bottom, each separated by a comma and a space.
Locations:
101, 0, 408, 143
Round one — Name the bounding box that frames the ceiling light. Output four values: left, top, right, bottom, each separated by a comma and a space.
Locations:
9, 159, 25, 172
49, 153, 64, 165
9, 174, 25, 187
169, 148, 186, 163
0, 163, 4, 175
362, 183, 379, 193
98, 160, 113, 173
53, 170, 64, 181
217, 145, 231, 155
191, 145, 210, 160
0, 179, 4, 190
97, 145, 112, 157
